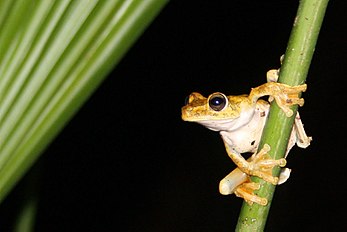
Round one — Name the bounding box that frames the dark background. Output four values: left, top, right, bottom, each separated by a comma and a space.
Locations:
1, 1, 347, 231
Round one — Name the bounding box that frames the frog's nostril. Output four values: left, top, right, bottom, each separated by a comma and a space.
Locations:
184, 95, 190, 105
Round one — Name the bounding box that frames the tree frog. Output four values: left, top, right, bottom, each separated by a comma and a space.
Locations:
181, 70, 311, 205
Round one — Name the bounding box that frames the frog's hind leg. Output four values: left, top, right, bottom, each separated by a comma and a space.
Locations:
219, 168, 268, 206
277, 113, 311, 185
219, 168, 248, 195
294, 112, 312, 148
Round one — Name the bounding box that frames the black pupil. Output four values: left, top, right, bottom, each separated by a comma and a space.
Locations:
209, 95, 226, 111
211, 97, 223, 105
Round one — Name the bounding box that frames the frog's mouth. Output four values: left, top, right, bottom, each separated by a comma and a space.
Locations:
181, 107, 240, 131
194, 118, 241, 132
182, 106, 255, 132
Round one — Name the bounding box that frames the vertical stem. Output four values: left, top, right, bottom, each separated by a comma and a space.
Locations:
236, 0, 329, 230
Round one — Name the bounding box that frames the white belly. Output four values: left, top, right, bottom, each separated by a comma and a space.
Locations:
221, 110, 267, 153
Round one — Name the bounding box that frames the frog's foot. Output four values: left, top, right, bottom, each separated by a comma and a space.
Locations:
265, 69, 307, 117
247, 144, 286, 185
270, 82, 307, 117
234, 181, 268, 206
250, 81, 306, 117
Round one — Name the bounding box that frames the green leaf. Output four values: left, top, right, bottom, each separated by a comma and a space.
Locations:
0, 0, 167, 206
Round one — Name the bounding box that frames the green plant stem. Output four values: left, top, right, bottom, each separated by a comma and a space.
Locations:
236, 0, 329, 230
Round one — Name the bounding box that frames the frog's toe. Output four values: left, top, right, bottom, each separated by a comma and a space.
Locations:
287, 83, 307, 93
234, 182, 268, 206
253, 171, 279, 185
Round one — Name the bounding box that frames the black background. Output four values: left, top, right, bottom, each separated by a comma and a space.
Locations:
1, 1, 347, 231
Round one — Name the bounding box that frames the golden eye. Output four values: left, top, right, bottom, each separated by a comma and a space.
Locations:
209, 93, 227, 111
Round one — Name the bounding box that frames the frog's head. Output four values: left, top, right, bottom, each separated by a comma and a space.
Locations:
181, 92, 254, 131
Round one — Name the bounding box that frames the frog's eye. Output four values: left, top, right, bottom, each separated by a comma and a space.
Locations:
208, 93, 227, 111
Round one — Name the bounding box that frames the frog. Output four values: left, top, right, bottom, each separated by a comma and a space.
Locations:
181, 69, 311, 205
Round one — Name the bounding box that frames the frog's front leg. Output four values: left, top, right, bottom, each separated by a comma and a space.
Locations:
221, 135, 286, 185
248, 144, 286, 184
249, 82, 306, 117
